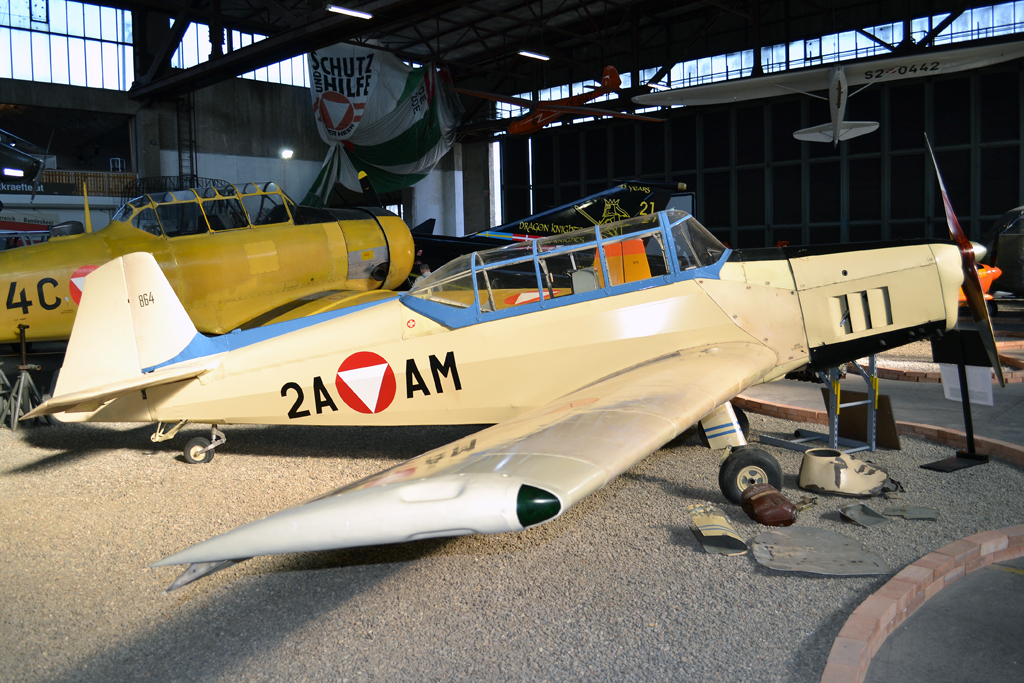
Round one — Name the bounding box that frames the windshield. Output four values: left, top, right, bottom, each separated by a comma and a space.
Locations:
409, 210, 723, 311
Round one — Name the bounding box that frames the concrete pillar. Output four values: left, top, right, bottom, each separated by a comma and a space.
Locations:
462, 140, 496, 233
409, 144, 465, 236
133, 108, 163, 178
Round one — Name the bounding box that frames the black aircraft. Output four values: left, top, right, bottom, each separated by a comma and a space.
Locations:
411, 182, 692, 278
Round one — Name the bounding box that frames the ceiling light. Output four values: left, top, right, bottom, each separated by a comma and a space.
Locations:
518, 50, 550, 61
280, 149, 294, 159
327, 5, 372, 19
3, 168, 25, 177
646, 81, 670, 91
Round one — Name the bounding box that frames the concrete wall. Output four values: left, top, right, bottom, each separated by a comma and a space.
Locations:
1, 76, 328, 195
407, 144, 464, 237
159, 150, 323, 200
462, 140, 495, 233
1, 77, 492, 226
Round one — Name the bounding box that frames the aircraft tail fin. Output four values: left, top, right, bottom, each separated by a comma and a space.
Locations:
601, 65, 621, 90
793, 120, 878, 143
55, 252, 202, 399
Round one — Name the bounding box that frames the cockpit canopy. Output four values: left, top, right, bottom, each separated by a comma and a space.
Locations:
408, 210, 725, 313
109, 182, 300, 237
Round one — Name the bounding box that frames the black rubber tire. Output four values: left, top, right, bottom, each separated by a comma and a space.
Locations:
698, 405, 750, 448
183, 437, 214, 464
988, 300, 998, 318
718, 445, 783, 504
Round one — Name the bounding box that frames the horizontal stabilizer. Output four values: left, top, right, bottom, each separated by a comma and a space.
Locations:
22, 362, 214, 419
793, 120, 878, 143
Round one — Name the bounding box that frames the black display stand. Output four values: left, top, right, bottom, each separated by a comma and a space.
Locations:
921, 328, 990, 472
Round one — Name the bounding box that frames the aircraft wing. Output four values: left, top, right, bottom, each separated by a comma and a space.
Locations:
154, 341, 778, 585
633, 67, 830, 106
635, 41, 1024, 107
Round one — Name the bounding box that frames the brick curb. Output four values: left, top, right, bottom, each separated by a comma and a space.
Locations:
817, 525, 1024, 683
731, 396, 1024, 469
729, 394, 1024, 682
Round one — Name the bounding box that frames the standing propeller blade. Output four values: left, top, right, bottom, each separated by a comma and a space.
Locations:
925, 134, 1005, 387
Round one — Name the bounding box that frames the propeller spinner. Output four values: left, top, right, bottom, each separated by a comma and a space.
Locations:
924, 134, 1005, 387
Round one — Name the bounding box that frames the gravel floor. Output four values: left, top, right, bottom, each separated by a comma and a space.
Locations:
2, 416, 1023, 683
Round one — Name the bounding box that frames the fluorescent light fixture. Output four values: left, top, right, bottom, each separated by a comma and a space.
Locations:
646, 81, 670, 91
280, 149, 294, 159
3, 168, 25, 177
518, 50, 550, 61
327, 5, 372, 19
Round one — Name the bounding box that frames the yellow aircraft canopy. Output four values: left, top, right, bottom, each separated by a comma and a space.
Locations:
109, 182, 309, 237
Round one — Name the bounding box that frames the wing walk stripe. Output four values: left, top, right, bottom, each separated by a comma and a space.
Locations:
705, 424, 739, 436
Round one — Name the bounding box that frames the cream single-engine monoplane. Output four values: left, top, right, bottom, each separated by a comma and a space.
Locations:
25, 141, 1000, 592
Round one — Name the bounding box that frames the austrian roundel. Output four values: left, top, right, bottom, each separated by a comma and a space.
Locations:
335, 351, 397, 414
69, 265, 98, 305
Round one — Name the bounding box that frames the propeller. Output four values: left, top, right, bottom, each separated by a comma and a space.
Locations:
924, 133, 1005, 387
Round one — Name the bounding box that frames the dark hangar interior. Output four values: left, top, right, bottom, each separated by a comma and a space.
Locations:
3, 0, 1022, 246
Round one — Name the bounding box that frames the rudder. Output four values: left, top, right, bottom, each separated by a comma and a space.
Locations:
55, 253, 198, 397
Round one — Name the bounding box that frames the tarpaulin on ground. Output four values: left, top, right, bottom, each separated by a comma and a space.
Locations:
302, 46, 463, 206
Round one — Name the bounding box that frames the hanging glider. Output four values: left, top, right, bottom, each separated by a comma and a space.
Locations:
634, 40, 1024, 144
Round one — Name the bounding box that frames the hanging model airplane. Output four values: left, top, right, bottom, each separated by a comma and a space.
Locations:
633, 39, 1024, 144
455, 66, 663, 135
24, 139, 1001, 592
0, 181, 413, 345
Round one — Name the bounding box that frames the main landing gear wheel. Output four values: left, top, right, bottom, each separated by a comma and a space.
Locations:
698, 406, 750, 448
184, 437, 214, 464
719, 446, 783, 504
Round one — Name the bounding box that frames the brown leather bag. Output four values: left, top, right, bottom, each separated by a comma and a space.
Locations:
740, 484, 796, 526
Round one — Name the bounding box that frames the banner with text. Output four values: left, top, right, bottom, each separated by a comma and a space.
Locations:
304, 46, 463, 204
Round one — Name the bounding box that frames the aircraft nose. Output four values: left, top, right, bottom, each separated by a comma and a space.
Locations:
932, 243, 965, 332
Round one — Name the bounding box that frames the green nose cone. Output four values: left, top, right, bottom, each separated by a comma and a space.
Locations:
516, 485, 561, 527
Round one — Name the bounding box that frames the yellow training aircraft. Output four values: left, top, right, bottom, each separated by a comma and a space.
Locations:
0, 181, 413, 344
24, 141, 1000, 592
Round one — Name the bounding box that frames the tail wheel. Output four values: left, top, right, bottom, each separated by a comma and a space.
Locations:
718, 446, 782, 504
184, 437, 214, 464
